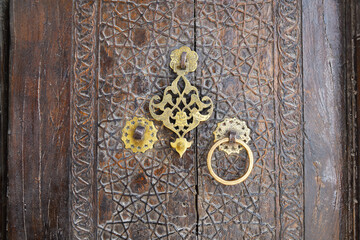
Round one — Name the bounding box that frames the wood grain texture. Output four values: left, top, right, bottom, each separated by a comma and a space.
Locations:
0, 1, 9, 239
303, 0, 345, 239
7, 0, 72, 239
355, 0, 360, 238
5, 0, 352, 239
343, 0, 358, 238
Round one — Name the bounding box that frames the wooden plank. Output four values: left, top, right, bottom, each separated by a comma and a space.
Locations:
0, 1, 9, 239
303, 0, 345, 238
194, 1, 303, 239
343, 0, 358, 238
94, 1, 198, 239
355, 0, 360, 238
7, 1, 72, 239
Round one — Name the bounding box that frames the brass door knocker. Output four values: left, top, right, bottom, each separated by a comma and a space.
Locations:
207, 118, 254, 185
149, 46, 213, 157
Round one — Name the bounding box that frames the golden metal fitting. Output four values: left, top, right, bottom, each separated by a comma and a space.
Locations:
213, 117, 250, 155
207, 138, 254, 185
121, 117, 158, 153
207, 119, 253, 185
149, 46, 213, 157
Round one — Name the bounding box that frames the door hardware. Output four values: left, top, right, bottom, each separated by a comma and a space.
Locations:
207, 118, 254, 185
213, 117, 251, 155
121, 117, 158, 153
149, 46, 213, 157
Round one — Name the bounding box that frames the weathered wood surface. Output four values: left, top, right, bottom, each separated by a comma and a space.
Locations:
343, 0, 359, 238
92, 0, 304, 239
95, 1, 197, 239
6, 0, 355, 239
7, 0, 72, 239
72, 0, 351, 239
355, 0, 360, 238
0, 1, 9, 239
70, 1, 98, 239
303, 0, 345, 239
195, 1, 303, 239
195, 1, 279, 239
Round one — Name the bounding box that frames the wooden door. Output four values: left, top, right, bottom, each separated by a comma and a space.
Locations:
4, 0, 358, 239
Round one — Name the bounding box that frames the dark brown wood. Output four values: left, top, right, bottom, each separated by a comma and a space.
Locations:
195, 1, 303, 239
355, 0, 360, 238
7, 0, 72, 239
5, 0, 356, 239
303, 0, 346, 238
0, 1, 9, 239
94, 1, 198, 239
343, 0, 358, 238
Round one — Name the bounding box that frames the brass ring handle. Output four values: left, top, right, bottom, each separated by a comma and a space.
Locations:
207, 138, 254, 185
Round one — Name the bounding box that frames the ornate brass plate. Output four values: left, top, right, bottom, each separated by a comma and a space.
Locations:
121, 117, 158, 153
213, 118, 251, 155
149, 46, 213, 157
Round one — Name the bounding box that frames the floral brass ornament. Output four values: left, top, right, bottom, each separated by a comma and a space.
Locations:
214, 118, 251, 155
149, 46, 213, 157
121, 117, 158, 153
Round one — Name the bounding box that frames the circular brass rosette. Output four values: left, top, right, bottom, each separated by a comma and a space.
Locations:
121, 117, 158, 153
213, 117, 250, 155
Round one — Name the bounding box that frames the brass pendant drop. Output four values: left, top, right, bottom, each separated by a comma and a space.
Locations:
149, 46, 213, 157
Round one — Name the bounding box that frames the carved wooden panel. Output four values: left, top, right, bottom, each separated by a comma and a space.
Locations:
97, 1, 197, 239
195, 1, 277, 239
70, 0, 303, 239
71, 1, 98, 239
195, 1, 303, 239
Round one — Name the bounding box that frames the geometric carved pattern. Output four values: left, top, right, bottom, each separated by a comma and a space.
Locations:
195, 1, 277, 239
71, 0, 303, 239
277, 0, 303, 238
97, 1, 197, 239
71, 0, 98, 239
